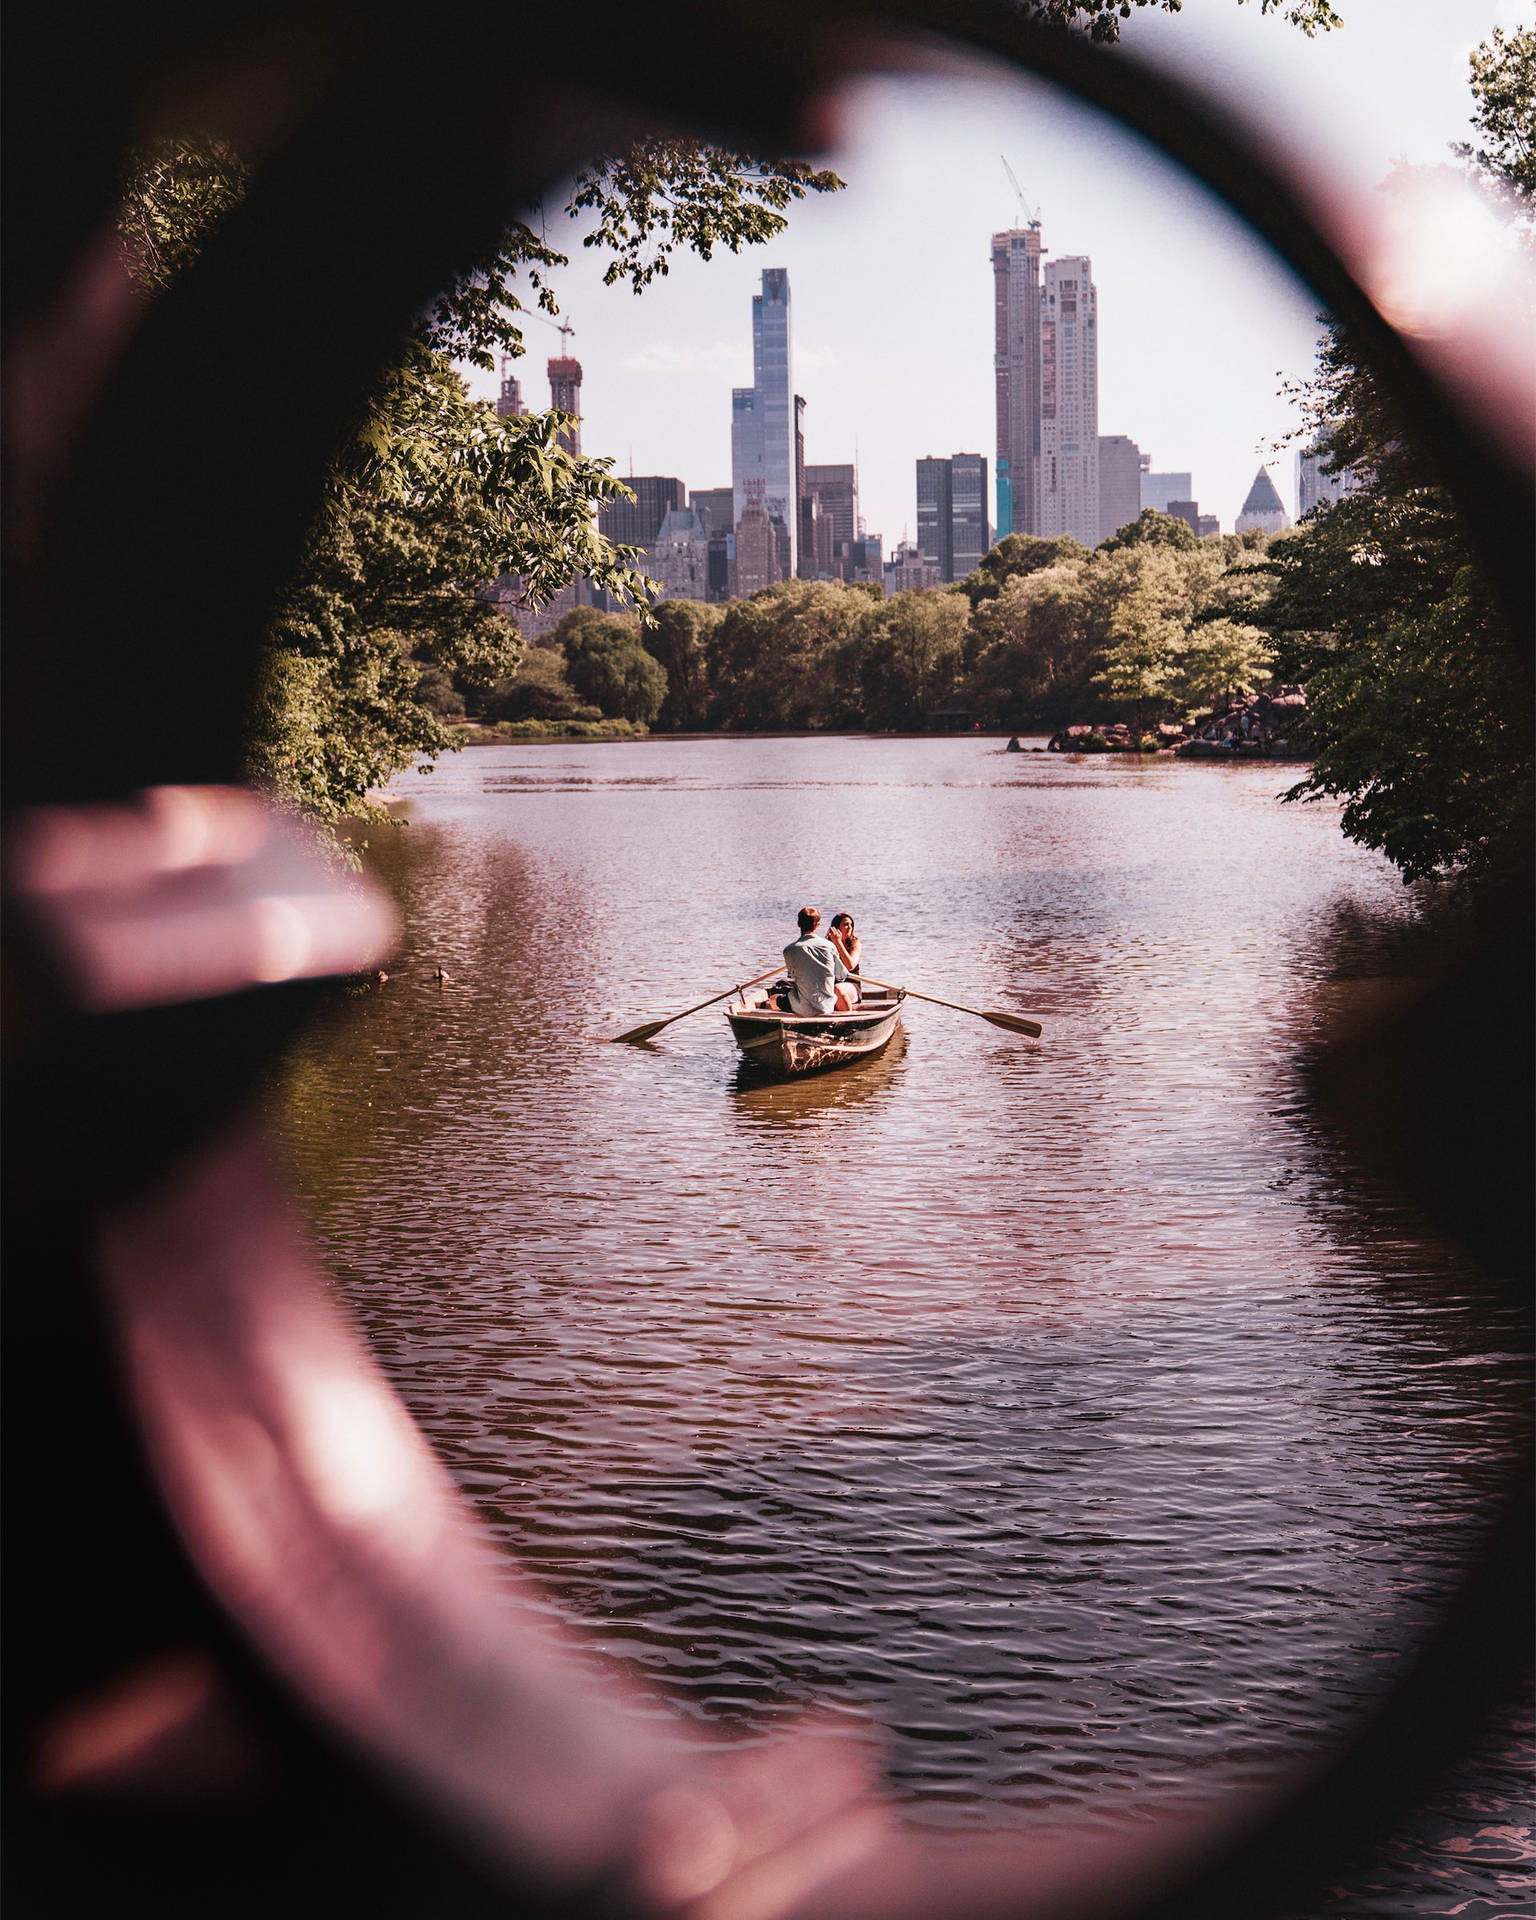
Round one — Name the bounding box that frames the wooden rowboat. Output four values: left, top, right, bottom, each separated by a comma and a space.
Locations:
724, 981, 906, 1078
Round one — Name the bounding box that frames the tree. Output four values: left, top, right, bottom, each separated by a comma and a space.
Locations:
1259, 28, 1534, 882
965, 562, 1095, 724
482, 646, 598, 724
957, 533, 1088, 609
859, 591, 970, 729
561, 616, 668, 724
1452, 25, 1536, 211
1089, 549, 1193, 735
1096, 507, 1199, 554
1175, 616, 1274, 711
643, 599, 723, 731
709, 581, 873, 730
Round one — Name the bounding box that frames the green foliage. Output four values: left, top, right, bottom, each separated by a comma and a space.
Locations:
562, 617, 669, 724
961, 536, 1270, 729
1023, 0, 1340, 42
966, 564, 1095, 723
957, 534, 1088, 608
1262, 326, 1531, 880
644, 599, 724, 730
1257, 40, 1534, 882
1278, 572, 1528, 880
1177, 617, 1274, 711
859, 591, 971, 729
1452, 25, 1536, 208
569, 141, 844, 290
616, 533, 1274, 738
1090, 548, 1195, 729
709, 581, 874, 730
117, 136, 250, 291
1097, 507, 1199, 553
462, 716, 646, 743
482, 644, 598, 723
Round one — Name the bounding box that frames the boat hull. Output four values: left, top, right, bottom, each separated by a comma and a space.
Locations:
724, 992, 905, 1078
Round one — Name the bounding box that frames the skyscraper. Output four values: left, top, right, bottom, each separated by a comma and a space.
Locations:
916, 457, 953, 577
598, 476, 686, 549
547, 356, 582, 455
992, 224, 1044, 540
950, 452, 989, 577
1298, 441, 1358, 517
1097, 435, 1143, 545
916, 454, 990, 583
731, 267, 796, 578
803, 465, 857, 547
1038, 256, 1099, 547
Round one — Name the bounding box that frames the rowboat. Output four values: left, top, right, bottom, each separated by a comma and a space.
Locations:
723, 981, 906, 1078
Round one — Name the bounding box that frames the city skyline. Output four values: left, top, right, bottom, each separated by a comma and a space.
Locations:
466, 0, 1496, 551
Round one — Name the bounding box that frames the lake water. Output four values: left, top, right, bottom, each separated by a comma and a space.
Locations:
278, 735, 1531, 1916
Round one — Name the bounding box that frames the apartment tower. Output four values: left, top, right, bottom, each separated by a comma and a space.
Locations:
992, 224, 1044, 540
1038, 256, 1099, 548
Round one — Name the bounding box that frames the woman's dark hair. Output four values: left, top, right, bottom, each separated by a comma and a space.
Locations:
831, 913, 854, 934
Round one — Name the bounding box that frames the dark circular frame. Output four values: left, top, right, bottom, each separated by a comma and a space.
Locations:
4, 5, 1530, 1917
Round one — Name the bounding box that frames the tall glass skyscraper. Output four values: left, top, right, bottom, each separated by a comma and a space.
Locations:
916, 453, 990, 582
731, 267, 796, 578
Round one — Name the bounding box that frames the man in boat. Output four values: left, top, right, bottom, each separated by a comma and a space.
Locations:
781, 907, 858, 1015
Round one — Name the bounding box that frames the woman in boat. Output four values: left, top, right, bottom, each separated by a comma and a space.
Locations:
827, 913, 862, 995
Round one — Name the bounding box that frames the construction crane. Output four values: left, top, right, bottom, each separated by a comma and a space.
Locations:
536, 312, 576, 352
1000, 156, 1041, 229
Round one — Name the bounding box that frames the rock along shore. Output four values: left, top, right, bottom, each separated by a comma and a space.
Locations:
1047, 687, 1310, 760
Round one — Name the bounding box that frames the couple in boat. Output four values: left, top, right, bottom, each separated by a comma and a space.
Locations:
778, 907, 863, 1015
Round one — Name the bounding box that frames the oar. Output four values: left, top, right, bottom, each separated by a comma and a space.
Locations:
611, 966, 782, 1045
862, 976, 1043, 1039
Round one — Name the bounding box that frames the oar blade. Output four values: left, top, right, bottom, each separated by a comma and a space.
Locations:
983, 1010, 1043, 1038
612, 1019, 670, 1045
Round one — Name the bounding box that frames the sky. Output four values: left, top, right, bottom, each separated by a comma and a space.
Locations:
466, 0, 1527, 545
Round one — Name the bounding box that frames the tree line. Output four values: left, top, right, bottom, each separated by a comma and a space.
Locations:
461, 512, 1278, 740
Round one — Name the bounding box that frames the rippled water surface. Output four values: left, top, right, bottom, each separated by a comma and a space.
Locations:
279, 736, 1531, 1915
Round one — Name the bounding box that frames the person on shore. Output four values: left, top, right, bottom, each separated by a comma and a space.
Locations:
827, 913, 862, 988
782, 907, 857, 1014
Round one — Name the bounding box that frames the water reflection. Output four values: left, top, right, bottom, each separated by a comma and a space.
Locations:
729, 1031, 910, 1127
280, 737, 1529, 1902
